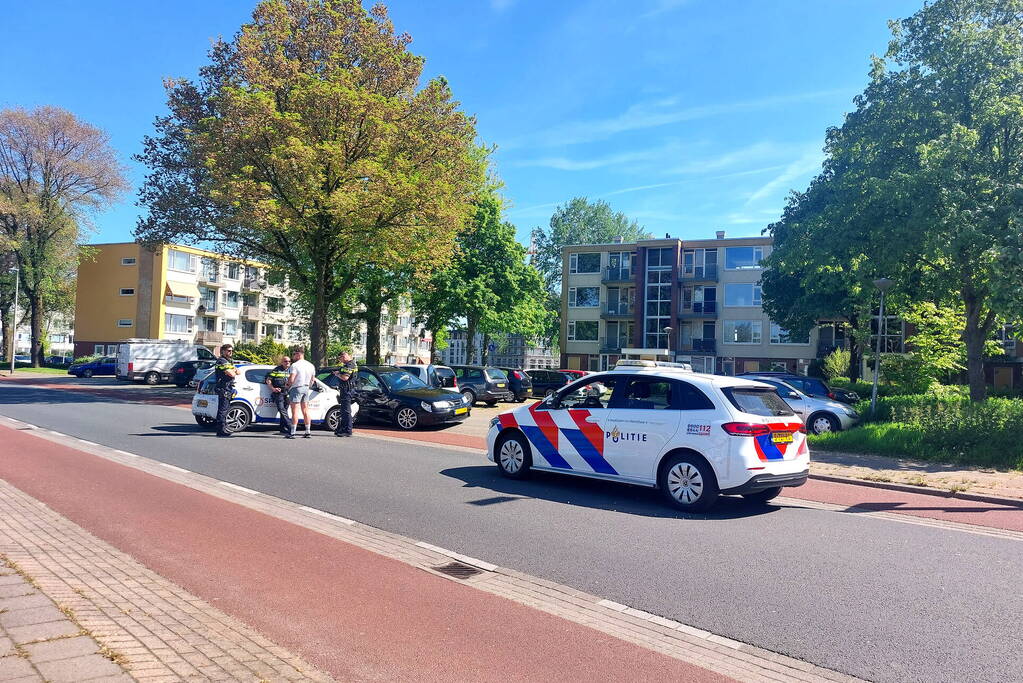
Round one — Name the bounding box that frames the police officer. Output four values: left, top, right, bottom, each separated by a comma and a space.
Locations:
265, 355, 292, 435
214, 344, 238, 437
332, 350, 358, 437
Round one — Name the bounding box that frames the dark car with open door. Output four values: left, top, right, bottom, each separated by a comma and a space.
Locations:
497, 367, 533, 402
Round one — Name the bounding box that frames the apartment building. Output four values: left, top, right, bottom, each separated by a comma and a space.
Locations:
436, 330, 556, 369
561, 232, 819, 375
73, 242, 305, 357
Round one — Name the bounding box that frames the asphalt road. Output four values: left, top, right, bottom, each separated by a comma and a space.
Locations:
2, 386, 1021, 683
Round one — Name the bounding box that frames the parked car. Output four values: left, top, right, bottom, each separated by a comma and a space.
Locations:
193, 365, 354, 433
318, 365, 471, 430
45, 355, 72, 367
68, 356, 117, 378
525, 368, 571, 397
116, 339, 217, 385
396, 364, 459, 393
170, 360, 217, 388
497, 367, 533, 402
559, 369, 589, 381
450, 365, 514, 406
738, 372, 860, 405
14, 354, 31, 364
743, 375, 860, 435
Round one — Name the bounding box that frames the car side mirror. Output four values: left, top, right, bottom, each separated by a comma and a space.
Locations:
786, 391, 800, 399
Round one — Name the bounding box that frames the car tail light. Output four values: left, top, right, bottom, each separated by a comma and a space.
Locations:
127, 362, 133, 372
827, 392, 835, 400
512, 371, 522, 379
175, 367, 184, 374
721, 422, 771, 437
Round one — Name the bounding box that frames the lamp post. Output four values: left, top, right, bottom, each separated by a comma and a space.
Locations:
870, 277, 895, 416
662, 326, 673, 360
9, 266, 19, 376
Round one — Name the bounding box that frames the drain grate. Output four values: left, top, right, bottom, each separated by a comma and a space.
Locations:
432, 561, 483, 579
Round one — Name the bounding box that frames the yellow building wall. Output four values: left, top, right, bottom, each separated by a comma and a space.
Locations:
74, 243, 142, 342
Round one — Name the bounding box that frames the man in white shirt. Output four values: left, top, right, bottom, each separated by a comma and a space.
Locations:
285, 345, 317, 439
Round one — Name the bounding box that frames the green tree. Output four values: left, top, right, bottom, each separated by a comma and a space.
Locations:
822, 348, 851, 381
135, 0, 485, 367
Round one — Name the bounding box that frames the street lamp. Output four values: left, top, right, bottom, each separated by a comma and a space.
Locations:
662, 326, 673, 358
9, 266, 19, 376
870, 277, 895, 416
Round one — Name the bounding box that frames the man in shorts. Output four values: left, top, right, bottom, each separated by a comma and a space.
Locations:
285, 345, 316, 439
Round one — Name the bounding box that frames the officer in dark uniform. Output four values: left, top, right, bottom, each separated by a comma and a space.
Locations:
214, 344, 238, 437
332, 351, 358, 437
265, 355, 292, 435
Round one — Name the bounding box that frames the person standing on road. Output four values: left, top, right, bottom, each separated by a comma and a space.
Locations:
213, 344, 238, 437
265, 355, 292, 435
285, 345, 316, 439
332, 351, 358, 438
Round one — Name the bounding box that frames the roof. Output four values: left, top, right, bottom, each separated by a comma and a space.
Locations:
597, 366, 772, 390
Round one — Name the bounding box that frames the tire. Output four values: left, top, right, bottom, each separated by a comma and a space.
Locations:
82, 369, 93, 378
544, 388, 555, 398
194, 414, 216, 429
495, 431, 531, 479
224, 403, 251, 433
144, 371, 160, 385
461, 389, 476, 406
659, 453, 720, 512
393, 406, 419, 430
808, 413, 839, 435
742, 486, 783, 504
324, 406, 341, 432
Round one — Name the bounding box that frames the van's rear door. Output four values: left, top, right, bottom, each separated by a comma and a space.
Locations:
116, 344, 131, 379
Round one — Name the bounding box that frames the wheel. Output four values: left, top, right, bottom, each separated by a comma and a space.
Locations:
544, 388, 555, 398
194, 414, 216, 429
324, 406, 341, 431
393, 406, 419, 430
742, 486, 783, 504
461, 389, 476, 406
82, 369, 93, 378
224, 403, 251, 433
659, 453, 720, 512
144, 371, 160, 385
808, 413, 839, 435
485, 400, 498, 407
495, 431, 531, 479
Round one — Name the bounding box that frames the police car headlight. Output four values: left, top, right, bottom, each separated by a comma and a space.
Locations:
489, 416, 500, 429
420, 401, 433, 412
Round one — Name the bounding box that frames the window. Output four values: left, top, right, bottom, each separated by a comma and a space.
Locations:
645, 247, 674, 269
106, 345, 118, 355
568, 286, 599, 307
644, 268, 673, 348
682, 248, 718, 278
263, 324, 283, 338
226, 263, 241, 280
199, 286, 217, 312
607, 252, 633, 278
870, 314, 905, 353
121, 257, 136, 266
560, 376, 617, 409
201, 317, 217, 332
117, 319, 133, 328
197, 347, 216, 360
724, 246, 764, 270
167, 249, 196, 273
568, 320, 598, 341
620, 378, 672, 410
722, 387, 794, 416
770, 323, 809, 344
164, 314, 193, 333
222, 290, 240, 309
357, 370, 383, 390
723, 320, 762, 344
676, 382, 715, 410
119, 288, 135, 296
266, 297, 285, 313
569, 252, 601, 274
245, 368, 270, 384
724, 283, 762, 307
201, 258, 219, 282
770, 361, 789, 372
222, 319, 238, 335
682, 285, 716, 314
93, 344, 104, 355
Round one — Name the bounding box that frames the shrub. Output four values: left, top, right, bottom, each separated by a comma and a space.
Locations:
822, 348, 851, 381
233, 337, 290, 365
71, 354, 101, 365
879, 354, 934, 393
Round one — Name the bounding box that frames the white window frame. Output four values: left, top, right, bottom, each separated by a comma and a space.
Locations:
106, 345, 119, 355
724, 246, 765, 271
116, 319, 133, 328
119, 288, 135, 296
770, 323, 810, 345
724, 283, 763, 307
94, 344, 104, 355
568, 286, 599, 308
164, 313, 194, 334
226, 263, 241, 280
723, 320, 762, 345
120, 257, 137, 266
222, 319, 238, 335
167, 249, 197, 273
569, 252, 601, 275
222, 290, 240, 309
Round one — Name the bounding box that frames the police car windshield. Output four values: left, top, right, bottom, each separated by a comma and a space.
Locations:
723, 387, 794, 417
378, 370, 428, 391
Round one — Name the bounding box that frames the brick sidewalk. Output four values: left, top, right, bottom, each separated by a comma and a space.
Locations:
0, 480, 332, 683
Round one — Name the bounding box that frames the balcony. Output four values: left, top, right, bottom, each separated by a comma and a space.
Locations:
242, 276, 266, 291
681, 338, 716, 354
195, 330, 223, 346
241, 305, 264, 320
164, 296, 195, 309
679, 265, 719, 282
601, 267, 633, 284
198, 271, 221, 286
600, 302, 634, 319
600, 336, 631, 353
678, 301, 718, 318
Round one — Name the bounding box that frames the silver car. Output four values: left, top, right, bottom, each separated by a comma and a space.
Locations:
745, 376, 859, 435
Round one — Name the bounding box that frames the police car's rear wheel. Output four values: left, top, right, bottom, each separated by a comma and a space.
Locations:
660, 453, 719, 512
324, 406, 340, 431
742, 486, 783, 504
394, 406, 418, 430
224, 404, 251, 433
495, 432, 531, 479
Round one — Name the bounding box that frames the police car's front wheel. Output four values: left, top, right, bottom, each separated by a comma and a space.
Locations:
495, 431, 531, 479
660, 453, 719, 512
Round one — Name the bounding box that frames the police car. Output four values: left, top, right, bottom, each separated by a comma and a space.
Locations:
486, 360, 809, 512
192, 364, 358, 433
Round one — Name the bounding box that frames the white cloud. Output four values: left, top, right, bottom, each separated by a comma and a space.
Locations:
744, 148, 824, 205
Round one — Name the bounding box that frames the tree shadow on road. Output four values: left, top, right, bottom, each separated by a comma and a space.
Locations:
440, 465, 783, 521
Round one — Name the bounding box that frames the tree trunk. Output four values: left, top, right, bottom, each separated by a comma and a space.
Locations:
0, 303, 10, 364
310, 286, 329, 368
29, 292, 43, 368
845, 317, 862, 382
365, 305, 382, 365
466, 317, 478, 365
963, 294, 988, 402
482, 334, 491, 366
429, 332, 436, 361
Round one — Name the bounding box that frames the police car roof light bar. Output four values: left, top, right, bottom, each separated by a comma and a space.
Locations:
614, 359, 693, 371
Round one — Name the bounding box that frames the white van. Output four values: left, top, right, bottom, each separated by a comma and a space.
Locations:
117, 339, 217, 385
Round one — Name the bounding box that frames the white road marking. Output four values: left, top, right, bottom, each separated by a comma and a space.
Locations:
112, 449, 138, 458
77, 439, 97, 446
297, 505, 356, 525
414, 541, 499, 572
218, 481, 260, 495
159, 463, 189, 473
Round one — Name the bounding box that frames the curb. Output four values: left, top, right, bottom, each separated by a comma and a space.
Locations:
809, 473, 1023, 509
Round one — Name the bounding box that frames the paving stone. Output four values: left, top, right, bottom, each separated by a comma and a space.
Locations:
0, 575, 27, 587
0, 636, 14, 657
23, 635, 98, 663
0, 585, 34, 600
0, 595, 55, 613
35, 653, 123, 682
0, 605, 65, 629
0, 654, 37, 679
7, 619, 80, 644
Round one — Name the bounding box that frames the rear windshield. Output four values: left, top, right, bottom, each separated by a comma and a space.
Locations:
723, 387, 794, 417
486, 368, 508, 381
435, 367, 455, 378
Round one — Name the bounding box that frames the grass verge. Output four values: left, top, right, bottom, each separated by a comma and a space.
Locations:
11, 366, 67, 375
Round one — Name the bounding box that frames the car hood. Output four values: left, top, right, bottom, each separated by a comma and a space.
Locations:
392, 387, 464, 402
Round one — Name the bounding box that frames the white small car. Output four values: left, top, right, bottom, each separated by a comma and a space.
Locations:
742, 375, 859, 435
486, 361, 809, 512
192, 364, 358, 433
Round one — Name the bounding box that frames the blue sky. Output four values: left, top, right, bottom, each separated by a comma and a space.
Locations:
2, 0, 922, 245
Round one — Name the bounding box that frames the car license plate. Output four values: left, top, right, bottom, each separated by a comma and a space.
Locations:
772, 431, 793, 444
496, 383, 505, 388
454, 407, 467, 415
197, 399, 208, 408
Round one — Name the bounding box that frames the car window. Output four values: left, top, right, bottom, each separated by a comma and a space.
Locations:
245, 369, 270, 384
723, 387, 795, 416
618, 378, 673, 410
357, 370, 383, 390
454, 367, 466, 378
486, 368, 507, 381
467, 369, 483, 380
102, 357, 115, 363
197, 348, 216, 360
560, 376, 618, 409
378, 370, 428, 391
676, 382, 715, 410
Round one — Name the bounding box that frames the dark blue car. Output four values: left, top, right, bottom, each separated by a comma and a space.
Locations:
68, 356, 117, 378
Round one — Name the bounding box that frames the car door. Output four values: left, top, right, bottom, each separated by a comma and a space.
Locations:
241, 369, 277, 421
540, 375, 621, 475
604, 376, 684, 481
354, 370, 390, 418
101, 357, 116, 374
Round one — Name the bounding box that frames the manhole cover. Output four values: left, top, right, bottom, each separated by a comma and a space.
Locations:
432, 561, 483, 579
